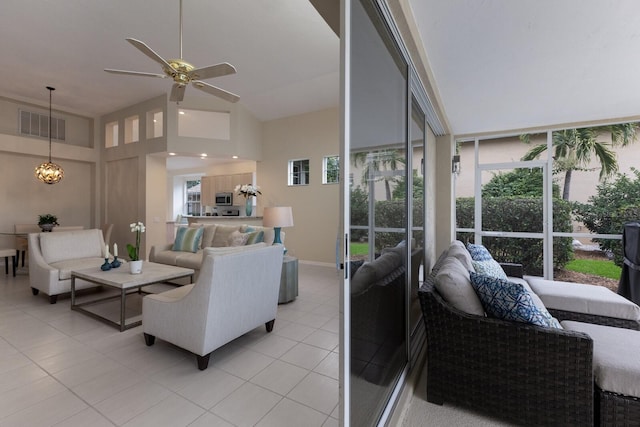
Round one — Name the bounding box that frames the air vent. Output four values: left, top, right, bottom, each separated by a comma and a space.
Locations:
19, 110, 65, 141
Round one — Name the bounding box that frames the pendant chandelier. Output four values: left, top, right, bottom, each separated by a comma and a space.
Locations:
35, 86, 64, 184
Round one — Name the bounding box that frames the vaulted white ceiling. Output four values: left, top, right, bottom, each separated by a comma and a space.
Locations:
0, 0, 339, 121
4, 1, 640, 138
409, 0, 640, 135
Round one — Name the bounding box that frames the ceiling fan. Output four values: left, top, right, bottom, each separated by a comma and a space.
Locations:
104, 0, 239, 103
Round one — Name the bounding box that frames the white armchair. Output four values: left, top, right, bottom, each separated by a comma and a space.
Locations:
142, 244, 284, 370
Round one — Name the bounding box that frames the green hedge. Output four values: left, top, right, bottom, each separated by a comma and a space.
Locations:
456, 197, 573, 275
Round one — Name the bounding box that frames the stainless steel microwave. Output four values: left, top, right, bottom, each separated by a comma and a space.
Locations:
215, 192, 233, 206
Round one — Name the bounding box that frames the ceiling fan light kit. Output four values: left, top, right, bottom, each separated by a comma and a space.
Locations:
35, 86, 64, 185
105, 0, 239, 104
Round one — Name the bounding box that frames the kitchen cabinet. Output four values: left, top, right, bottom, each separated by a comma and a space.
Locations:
200, 173, 254, 206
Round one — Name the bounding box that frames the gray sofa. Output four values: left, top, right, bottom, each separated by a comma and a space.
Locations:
150, 223, 283, 279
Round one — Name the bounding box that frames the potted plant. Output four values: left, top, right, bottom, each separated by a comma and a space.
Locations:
38, 214, 59, 232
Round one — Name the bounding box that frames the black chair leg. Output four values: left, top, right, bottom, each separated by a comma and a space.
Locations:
4, 256, 7, 275
144, 333, 156, 346
21, 250, 25, 267
265, 319, 275, 332
197, 353, 211, 370
11, 256, 15, 277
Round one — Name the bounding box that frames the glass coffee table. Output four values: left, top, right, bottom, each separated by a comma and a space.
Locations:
71, 262, 194, 331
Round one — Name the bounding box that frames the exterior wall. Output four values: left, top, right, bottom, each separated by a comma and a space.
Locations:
259, 107, 339, 265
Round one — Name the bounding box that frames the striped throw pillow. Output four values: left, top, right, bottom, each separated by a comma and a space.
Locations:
172, 226, 204, 253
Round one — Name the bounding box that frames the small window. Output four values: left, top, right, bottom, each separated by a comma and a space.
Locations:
105, 121, 118, 148
323, 155, 340, 184
288, 159, 310, 186
185, 179, 201, 215
124, 115, 139, 144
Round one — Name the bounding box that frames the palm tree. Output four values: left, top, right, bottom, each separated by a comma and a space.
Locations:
352, 150, 405, 200
520, 123, 638, 200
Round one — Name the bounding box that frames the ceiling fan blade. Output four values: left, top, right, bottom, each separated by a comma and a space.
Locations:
170, 83, 187, 102
126, 38, 174, 70
192, 81, 240, 103
188, 63, 237, 81
104, 69, 167, 78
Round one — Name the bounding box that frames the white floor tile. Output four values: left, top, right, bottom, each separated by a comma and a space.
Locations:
53, 407, 114, 427
280, 343, 330, 370
0, 265, 343, 426
256, 397, 328, 427
122, 393, 205, 427
212, 382, 282, 427
94, 380, 171, 425
214, 348, 275, 380
188, 412, 235, 427
52, 407, 114, 427
314, 351, 339, 380
246, 333, 298, 358
176, 366, 244, 409
251, 359, 309, 395
0, 363, 48, 394
287, 372, 339, 415
1, 389, 87, 427
303, 329, 339, 351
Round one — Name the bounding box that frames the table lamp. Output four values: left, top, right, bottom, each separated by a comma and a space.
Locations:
263, 206, 294, 253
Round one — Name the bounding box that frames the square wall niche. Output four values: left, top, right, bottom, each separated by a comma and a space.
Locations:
146, 109, 163, 139
105, 121, 118, 148
124, 115, 139, 144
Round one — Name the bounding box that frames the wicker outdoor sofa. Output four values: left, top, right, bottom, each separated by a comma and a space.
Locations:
419, 243, 640, 426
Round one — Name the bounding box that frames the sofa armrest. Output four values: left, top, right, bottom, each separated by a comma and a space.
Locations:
500, 262, 523, 278
149, 243, 173, 262
27, 233, 59, 292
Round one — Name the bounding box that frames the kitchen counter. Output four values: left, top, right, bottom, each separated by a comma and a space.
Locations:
186, 216, 263, 226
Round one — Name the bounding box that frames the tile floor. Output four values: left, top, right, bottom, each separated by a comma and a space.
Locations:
0, 262, 341, 427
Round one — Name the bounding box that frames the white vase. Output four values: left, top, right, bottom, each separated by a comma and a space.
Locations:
129, 260, 143, 274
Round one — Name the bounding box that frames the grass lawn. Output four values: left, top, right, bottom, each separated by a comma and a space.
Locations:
565, 258, 622, 280
350, 242, 369, 256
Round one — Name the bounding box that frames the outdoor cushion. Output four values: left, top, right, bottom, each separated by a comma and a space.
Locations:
525, 276, 640, 322
562, 321, 640, 398
434, 256, 485, 316
470, 272, 560, 328
447, 241, 475, 272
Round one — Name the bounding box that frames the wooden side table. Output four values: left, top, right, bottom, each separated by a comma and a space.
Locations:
279, 256, 298, 303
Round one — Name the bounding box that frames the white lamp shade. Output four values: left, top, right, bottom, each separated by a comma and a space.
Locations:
263, 206, 294, 228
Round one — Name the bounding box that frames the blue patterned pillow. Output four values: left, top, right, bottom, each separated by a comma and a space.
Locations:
172, 226, 204, 253
466, 243, 493, 261
470, 272, 560, 328
472, 259, 508, 280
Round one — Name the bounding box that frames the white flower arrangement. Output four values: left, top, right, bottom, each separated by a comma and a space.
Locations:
127, 221, 146, 261
235, 184, 261, 198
